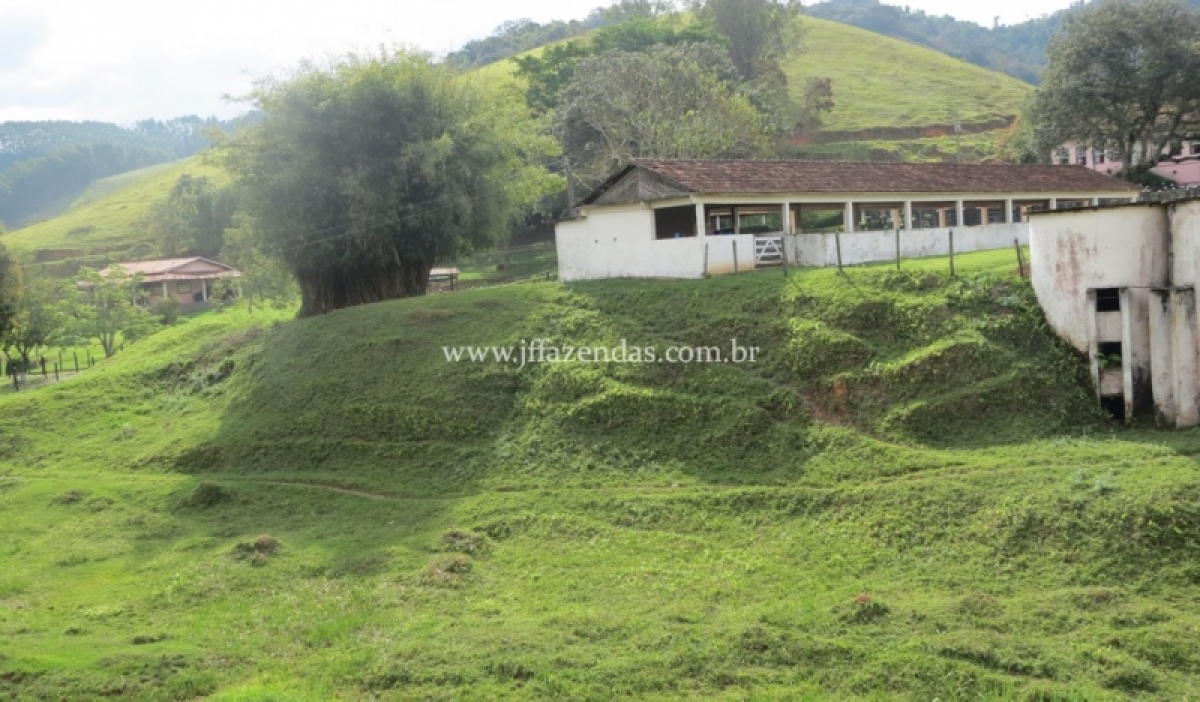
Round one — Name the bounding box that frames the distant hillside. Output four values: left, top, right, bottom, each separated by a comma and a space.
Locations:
783, 17, 1031, 135
0, 115, 253, 228
808, 0, 1200, 85
1, 157, 227, 275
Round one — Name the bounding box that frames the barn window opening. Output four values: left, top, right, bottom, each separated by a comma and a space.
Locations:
654, 205, 697, 240
1096, 288, 1121, 312
1098, 341, 1123, 364
1100, 395, 1127, 421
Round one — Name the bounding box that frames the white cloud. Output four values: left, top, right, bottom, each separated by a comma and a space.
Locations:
0, 0, 1078, 124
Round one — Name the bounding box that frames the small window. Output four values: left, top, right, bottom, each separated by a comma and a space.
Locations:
1096, 288, 1121, 312
1170, 143, 1184, 157
1054, 148, 1069, 165
654, 205, 697, 240
1075, 146, 1087, 165
1093, 149, 1105, 164
177, 281, 192, 294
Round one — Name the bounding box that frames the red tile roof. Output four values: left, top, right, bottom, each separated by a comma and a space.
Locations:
582, 159, 1138, 205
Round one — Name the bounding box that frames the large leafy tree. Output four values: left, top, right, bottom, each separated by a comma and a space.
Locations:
142, 175, 237, 258
69, 269, 158, 358
691, 0, 803, 82
2, 268, 69, 369
555, 43, 772, 186
1030, 0, 1200, 175
220, 50, 559, 316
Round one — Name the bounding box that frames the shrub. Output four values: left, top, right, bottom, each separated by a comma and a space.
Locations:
50, 489, 87, 505
186, 481, 231, 508
435, 529, 491, 556
154, 296, 181, 325
421, 556, 473, 587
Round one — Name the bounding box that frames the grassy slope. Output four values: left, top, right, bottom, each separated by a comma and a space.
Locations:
3, 250, 1200, 700
484, 16, 1031, 138
1, 158, 225, 260
787, 18, 1032, 133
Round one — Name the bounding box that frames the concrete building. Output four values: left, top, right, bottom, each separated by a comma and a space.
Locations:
1029, 200, 1200, 426
1054, 139, 1200, 186
557, 159, 1138, 281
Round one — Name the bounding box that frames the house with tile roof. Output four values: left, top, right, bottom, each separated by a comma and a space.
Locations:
110, 257, 242, 308
556, 159, 1140, 281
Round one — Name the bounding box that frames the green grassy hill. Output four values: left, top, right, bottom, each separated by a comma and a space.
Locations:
1, 157, 226, 272
784, 17, 1031, 135
3, 250, 1200, 699
485, 14, 1032, 162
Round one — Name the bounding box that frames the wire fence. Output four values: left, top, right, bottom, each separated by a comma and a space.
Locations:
3, 350, 99, 392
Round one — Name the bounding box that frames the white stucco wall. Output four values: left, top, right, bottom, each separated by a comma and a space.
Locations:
1170, 200, 1200, 286
788, 223, 1029, 267
705, 234, 755, 275
1028, 206, 1169, 353
555, 208, 708, 281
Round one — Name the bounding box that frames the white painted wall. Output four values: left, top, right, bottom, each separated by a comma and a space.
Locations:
1028, 206, 1169, 353
1170, 200, 1200, 286
556, 208, 708, 281
787, 223, 1029, 267
705, 234, 755, 275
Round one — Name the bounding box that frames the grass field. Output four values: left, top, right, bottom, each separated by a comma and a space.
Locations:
2, 249, 1199, 700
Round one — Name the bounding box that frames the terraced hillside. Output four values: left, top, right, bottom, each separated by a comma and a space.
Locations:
3, 250, 1200, 700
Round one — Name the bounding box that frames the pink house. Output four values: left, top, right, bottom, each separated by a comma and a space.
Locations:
112, 257, 242, 308
1054, 139, 1200, 185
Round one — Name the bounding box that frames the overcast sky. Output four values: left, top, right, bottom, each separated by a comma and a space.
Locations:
0, 0, 1077, 125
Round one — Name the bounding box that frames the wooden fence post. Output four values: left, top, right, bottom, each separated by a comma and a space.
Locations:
54, 364, 59, 382
948, 229, 956, 277
1014, 238, 1026, 279
834, 230, 844, 273
73, 352, 79, 373
732, 239, 739, 273
703, 241, 709, 277
40, 358, 47, 378
895, 227, 901, 271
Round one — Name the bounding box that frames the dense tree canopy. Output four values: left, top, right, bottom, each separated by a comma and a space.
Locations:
1029, 0, 1200, 174
690, 0, 803, 81
141, 175, 237, 258
220, 50, 559, 316
555, 43, 772, 185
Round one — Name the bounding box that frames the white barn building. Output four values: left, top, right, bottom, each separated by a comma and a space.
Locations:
556, 159, 1139, 281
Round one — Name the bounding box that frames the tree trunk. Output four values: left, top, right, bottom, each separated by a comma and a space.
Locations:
296, 258, 431, 317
